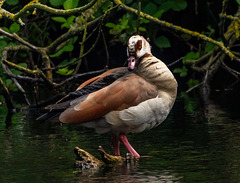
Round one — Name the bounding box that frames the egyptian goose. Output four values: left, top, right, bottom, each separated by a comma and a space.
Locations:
37, 35, 178, 158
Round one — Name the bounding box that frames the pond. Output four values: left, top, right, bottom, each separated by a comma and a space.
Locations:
1, 89, 240, 183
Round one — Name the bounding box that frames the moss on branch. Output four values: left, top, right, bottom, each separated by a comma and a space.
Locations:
0, 0, 98, 25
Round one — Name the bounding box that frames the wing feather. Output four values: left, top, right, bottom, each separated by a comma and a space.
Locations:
59, 73, 158, 124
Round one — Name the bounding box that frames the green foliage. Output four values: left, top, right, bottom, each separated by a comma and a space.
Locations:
187, 78, 199, 88
4, 79, 18, 92
105, 14, 130, 35
10, 63, 27, 75
168, 0, 187, 11
5, 0, 19, 6
0, 40, 8, 57
173, 66, 188, 77
143, 2, 158, 16
205, 42, 215, 53
183, 52, 200, 63
154, 35, 171, 48
9, 22, 20, 33
105, 13, 147, 42
105, 0, 187, 46
101, 1, 113, 12
49, 0, 65, 7
50, 36, 78, 57
180, 92, 197, 113
49, 0, 79, 9
2, 22, 20, 34
236, 0, 240, 4
63, 0, 79, 9
56, 67, 74, 75
52, 16, 76, 29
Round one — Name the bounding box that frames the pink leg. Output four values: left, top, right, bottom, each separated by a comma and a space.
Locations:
119, 133, 140, 158
112, 135, 120, 156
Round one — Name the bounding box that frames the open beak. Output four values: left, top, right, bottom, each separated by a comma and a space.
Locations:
128, 55, 136, 71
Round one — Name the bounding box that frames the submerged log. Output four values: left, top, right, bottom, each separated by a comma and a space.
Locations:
74, 146, 135, 170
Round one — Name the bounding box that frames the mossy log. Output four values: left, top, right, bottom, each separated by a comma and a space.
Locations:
74, 146, 135, 170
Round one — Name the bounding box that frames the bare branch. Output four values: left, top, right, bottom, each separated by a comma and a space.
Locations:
0, 28, 38, 50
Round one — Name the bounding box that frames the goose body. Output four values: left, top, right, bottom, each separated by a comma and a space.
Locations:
37, 35, 178, 158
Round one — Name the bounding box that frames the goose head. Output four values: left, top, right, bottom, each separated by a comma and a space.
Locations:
127, 35, 151, 71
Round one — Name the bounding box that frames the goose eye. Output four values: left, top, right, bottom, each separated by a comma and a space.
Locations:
136, 40, 142, 50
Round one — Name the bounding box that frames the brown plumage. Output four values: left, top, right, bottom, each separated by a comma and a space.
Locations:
37, 35, 178, 158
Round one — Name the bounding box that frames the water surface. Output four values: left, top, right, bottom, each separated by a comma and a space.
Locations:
1, 91, 240, 183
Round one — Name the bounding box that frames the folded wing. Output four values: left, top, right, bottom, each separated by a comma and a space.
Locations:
59, 73, 158, 124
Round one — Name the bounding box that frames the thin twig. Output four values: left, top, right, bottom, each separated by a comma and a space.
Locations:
136, 0, 141, 34
56, 69, 106, 87
0, 28, 38, 50
167, 57, 183, 67
74, 22, 88, 75
101, 31, 109, 68
0, 77, 14, 110
1, 61, 31, 105
186, 82, 204, 93
220, 59, 240, 78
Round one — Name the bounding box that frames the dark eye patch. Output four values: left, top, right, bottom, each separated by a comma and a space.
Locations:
135, 40, 142, 50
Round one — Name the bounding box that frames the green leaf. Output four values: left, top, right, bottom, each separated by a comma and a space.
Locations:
52, 17, 67, 23
50, 37, 76, 57
205, 42, 215, 53
173, 66, 188, 77
9, 22, 20, 33
49, 0, 65, 7
101, 1, 113, 12
4, 79, 18, 92
187, 79, 199, 88
50, 44, 74, 57
144, 2, 157, 16
173, 68, 183, 73
56, 67, 74, 76
109, 28, 122, 35
140, 18, 150, 24
67, 16, 75, 24
154, 36, 171, 48
4, 79, 13, 87
0, 40, 8, 57
160, 1, 172, 12
183, 51, 200, 63
139, 27, 146, 32
120, 14, 129, 29
59, 16, 75, 29
105, 23, 117, 28
153, 0, 165, 5
63, 0, 79, 10
122, 0, 133, 4
170, 0, 187, 11
180, 71, 187, 77
6, 0, 18, 5
18, 63, 27, 68
236, 0, 240, 4
58, 59, 69, 66
153, 9, 165, 18
0, 40, 8, 48
11, 63, 27, 75
1, 27, 10, 32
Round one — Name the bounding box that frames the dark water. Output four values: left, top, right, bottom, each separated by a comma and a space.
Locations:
1, 90, 240, 183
